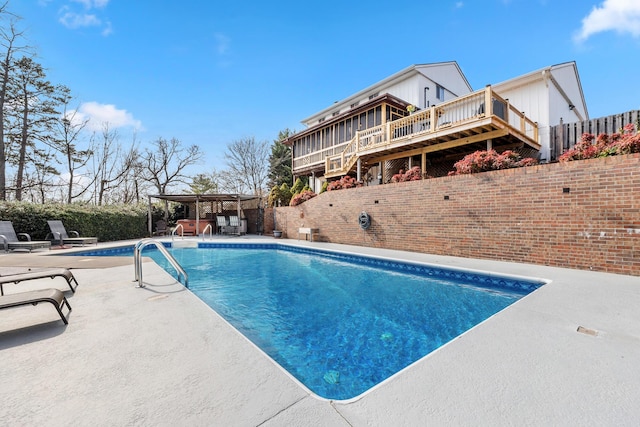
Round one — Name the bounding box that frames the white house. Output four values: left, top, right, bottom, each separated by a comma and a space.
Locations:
285, 61, 587, 190
493, 61, 587, 162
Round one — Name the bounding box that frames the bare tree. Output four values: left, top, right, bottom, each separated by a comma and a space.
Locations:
222, 136, 269, 196
141, 137, 203, 219
116, 135, 147, 204
88, 123, 142, 205
48, 88, 93, 203
24, 146, 58, 203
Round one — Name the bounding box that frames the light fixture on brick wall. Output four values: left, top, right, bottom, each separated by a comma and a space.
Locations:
444, 195, 450, 200
563, 188, 570, 193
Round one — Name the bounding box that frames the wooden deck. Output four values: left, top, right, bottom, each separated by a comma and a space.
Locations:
298, 86, 540, 178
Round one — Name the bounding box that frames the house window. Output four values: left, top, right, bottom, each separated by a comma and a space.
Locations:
436, 85, 445, 101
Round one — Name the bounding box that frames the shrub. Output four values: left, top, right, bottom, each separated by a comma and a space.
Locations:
267, 182, 293, 207
0, 201, 150, 241
291, 177, 306, 195
391, 166, 423, 183
559, 124, 640, 161
327, 175, 360, 191
289, 190, 316, 206
449, 149, 538, 175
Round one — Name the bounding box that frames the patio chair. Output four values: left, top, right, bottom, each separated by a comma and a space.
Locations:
0, 268, 79, 296
216, 215, 228, 235
47, 220, 98, 247
153, 220, 168, 236
228, 215, 240, 235
0, 221, 51, 253
0, 288, 72, 325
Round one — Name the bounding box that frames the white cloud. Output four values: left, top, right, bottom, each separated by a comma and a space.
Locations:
214, 33, 231, 55
101, 20, 113, 36
455, 2, 464, 9
59, 11, 101, 29
69, 102, 143, 132
71, 0, 110, 9
58, 1, 112, 35
575, 0, 640, 42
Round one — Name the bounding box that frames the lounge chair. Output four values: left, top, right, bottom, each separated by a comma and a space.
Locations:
0, 221, 51, 253
47, 220, 97, 246
0, 288, 71, 325
0, 268, 79, 296
228, 215, 240, 235
216, 215, 228, 235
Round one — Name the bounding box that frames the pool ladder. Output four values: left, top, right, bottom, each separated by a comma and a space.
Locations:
134, 238, 189, 288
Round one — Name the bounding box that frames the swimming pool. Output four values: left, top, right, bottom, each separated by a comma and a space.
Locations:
77, 243, 545, 400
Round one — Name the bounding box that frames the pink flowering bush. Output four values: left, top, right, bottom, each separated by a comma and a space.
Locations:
559, 124, 640, 162
289, 190, 316, 206
449, 149, 538, 175
391, 166, 424, 182
327, 175, 360, 191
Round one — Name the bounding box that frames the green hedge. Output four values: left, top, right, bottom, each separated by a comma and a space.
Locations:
0, 202, 162, 242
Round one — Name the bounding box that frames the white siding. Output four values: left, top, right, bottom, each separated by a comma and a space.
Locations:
302, 63, 472, 126
495, 80, 551, 160
550, 63, 588, 120
415, 63, 472, 97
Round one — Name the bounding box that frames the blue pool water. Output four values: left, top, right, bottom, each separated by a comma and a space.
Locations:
77, 244, 543, 400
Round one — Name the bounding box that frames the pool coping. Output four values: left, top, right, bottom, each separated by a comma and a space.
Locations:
1, 236, 639, 425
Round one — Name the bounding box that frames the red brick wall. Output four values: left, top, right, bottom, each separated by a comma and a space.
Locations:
266, 153, 640, 276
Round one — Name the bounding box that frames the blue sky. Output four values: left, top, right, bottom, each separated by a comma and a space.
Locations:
11, 0, 640, 173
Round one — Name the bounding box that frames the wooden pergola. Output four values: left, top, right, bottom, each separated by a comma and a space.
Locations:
147, 193, 261, 236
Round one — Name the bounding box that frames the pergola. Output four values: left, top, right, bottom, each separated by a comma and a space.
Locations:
147, 193, 261, 236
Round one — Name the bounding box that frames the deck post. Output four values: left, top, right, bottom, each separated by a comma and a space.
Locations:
485, 85, 492, 116
430, 106, 437, 132
357, 158, 362, 182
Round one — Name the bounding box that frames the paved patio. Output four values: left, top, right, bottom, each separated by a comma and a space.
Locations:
0, 237, 638, 426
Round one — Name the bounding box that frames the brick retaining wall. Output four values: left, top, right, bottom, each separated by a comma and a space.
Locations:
267, 153, 640, 276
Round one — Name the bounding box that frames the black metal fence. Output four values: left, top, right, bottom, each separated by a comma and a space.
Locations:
550, 110, 640, 161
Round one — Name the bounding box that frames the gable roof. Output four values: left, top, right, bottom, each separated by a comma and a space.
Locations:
493, 61, 588, 120
301, 61, 472, 126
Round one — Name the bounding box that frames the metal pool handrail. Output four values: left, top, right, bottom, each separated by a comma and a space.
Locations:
172, 223, 184, 240
202, 223, 213, 240
134, 238, 189, 288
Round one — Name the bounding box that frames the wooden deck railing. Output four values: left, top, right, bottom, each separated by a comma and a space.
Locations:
318, 86, 538, 176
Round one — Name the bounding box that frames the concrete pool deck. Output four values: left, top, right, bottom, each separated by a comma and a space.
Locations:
0, 236, 638, 426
